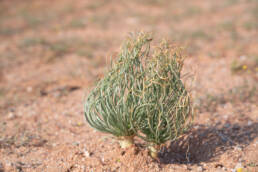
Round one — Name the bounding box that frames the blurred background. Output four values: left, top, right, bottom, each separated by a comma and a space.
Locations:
0, 0, 257, 171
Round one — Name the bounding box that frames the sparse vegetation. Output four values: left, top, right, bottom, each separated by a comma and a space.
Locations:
190, 30, 212, 41
195, 82, 257, 113
19, 37, 47, 48
231, 60, 244, 73
0, 88, 5, 99
183, 6, 203, 18
243, 21, 258, 31
230, 55, 258, 74
18, 36, 106, 61
67, 19, 86, 29
86, 0, 109, 10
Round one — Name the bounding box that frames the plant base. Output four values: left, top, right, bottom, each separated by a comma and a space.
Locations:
148, 145, 161, 159
118, 136, 134, 148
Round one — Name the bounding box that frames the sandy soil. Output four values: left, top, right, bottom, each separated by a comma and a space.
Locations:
0, 0, 257, 171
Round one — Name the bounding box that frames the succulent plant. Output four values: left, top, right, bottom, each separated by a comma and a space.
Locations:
84, 32, 193, 156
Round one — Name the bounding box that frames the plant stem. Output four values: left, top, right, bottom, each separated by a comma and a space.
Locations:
118, 136, 134, 148
148, 144, 161, 159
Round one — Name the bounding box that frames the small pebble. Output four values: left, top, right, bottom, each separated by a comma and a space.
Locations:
197, 166, 203, 172
247, 121, 252, 126
72, 142, 80, 146
101, 157, 105, 163
26, 86, 32, 92
194, 125, 199, 129
222, 167, 227, 171
239, 55, 247, 61
234, 146, 242, 151
7, 112, 15, 119
83, 149, 90, 157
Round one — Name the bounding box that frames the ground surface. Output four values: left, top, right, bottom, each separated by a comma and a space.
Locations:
0, 0, 257, 171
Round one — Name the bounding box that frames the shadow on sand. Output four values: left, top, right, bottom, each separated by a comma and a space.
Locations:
159, 118, 258, 164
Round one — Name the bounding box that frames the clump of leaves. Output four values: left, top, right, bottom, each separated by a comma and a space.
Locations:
131, 41, 192, 158
84, 32, 193, 157
85, 33, 151, 148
